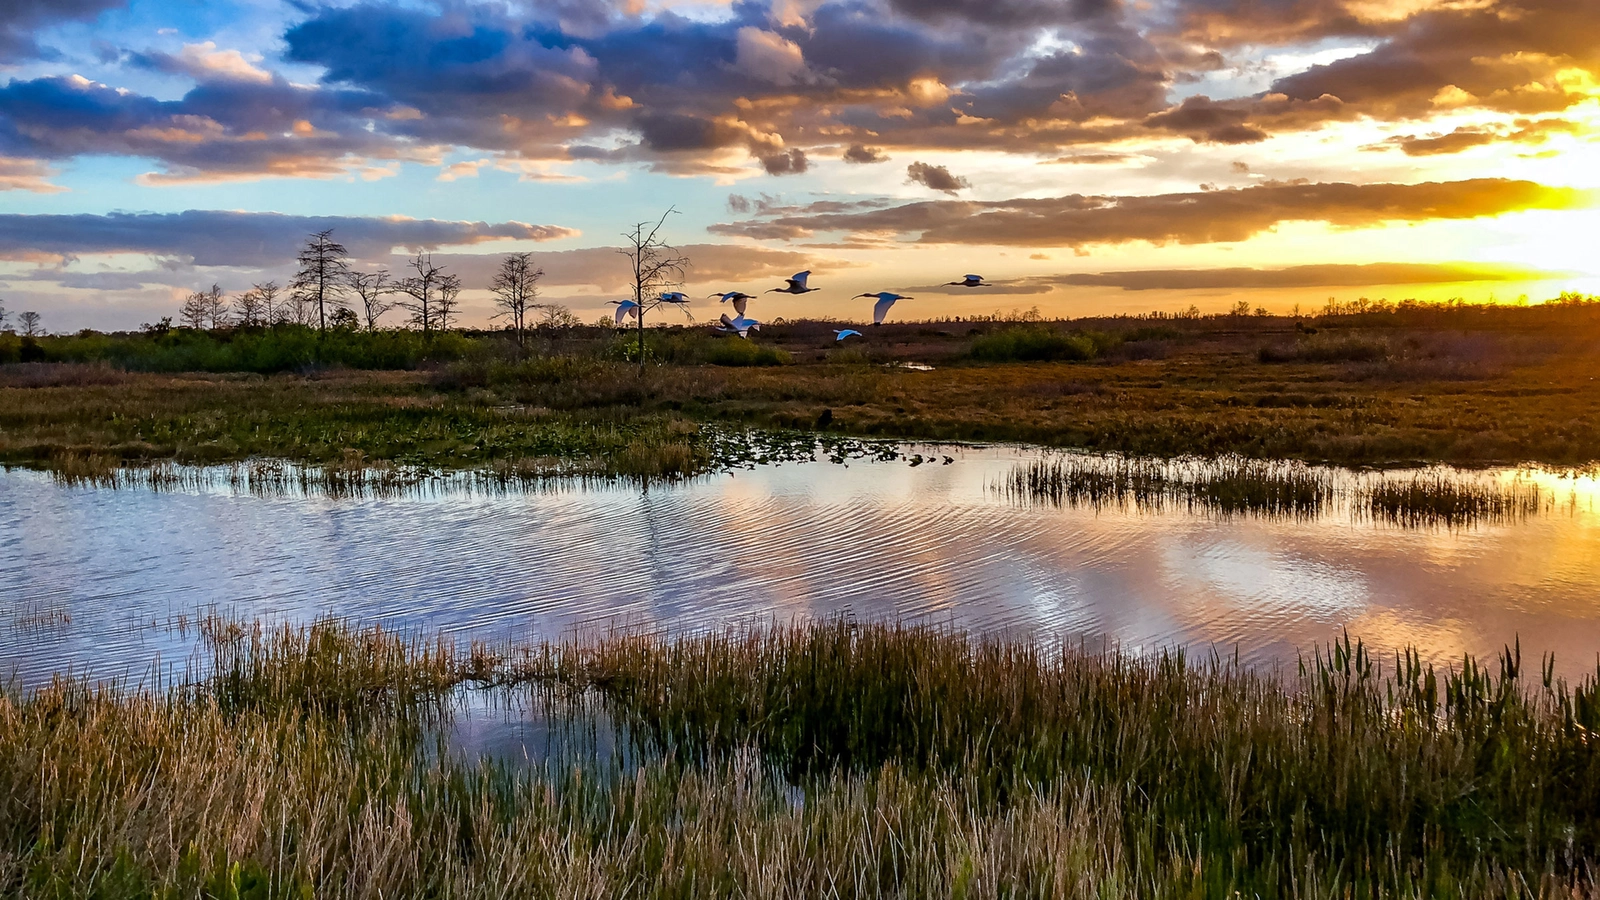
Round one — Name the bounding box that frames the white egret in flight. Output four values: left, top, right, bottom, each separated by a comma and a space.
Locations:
609, 299, 639, 325
767, 271, 817, 294
946, 274, 989, 287
856, 292, 912, 325
657, 291, 691, 305
710, 291, 755, 316
834, 329, 862, 341
715, 313, 761, 338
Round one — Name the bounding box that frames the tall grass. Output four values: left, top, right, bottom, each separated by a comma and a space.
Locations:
997, 454, 1336, 518
1362, 474, 1548, 527
4, 619, 1599, 897
970, 326, 1120, 362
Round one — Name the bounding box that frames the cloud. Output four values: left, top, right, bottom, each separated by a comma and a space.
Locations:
1377, 117, 1583, 156
710, 177, 1587, 245
761, 148, 810, 175
130, 42, 274, 85
906, 161, 970, 194
1009, 261, 1568, 292
0, 211, 578, 267
0, 157, 66, 193
843, 143, 889, 163
0, 0, 123, 63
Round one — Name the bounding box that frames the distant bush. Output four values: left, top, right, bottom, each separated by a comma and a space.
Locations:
27, 326, 476, 373
970, 326, 1119, 362
1259, 334, 1390, 364
703, 338, 789, 367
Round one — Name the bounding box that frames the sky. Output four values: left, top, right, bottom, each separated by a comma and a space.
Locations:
1, 0, 1597, 331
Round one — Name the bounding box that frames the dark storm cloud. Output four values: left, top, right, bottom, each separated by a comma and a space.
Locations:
0, 0, 124, 63
709, 178, 1586, 246
0, 211, 577, 266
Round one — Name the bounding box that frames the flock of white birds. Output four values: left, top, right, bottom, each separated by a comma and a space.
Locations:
609, 272, 992, 340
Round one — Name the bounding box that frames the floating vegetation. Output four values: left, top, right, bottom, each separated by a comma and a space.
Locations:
997, 452, 1577, 528
4, 617, 1600, 897
996, 454, 1336, 518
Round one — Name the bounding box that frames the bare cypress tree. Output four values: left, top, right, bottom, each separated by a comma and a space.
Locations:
0, 302, 9, 331
348, 269, 395, 331
251, 281, 283, 325
179, 291, 211, 329
435, 273, 462, 332
233, 286, 268, 328
17, 310, 42, 337
490, 252, 544, 349
396, 252, 446, 334
289, 229, 350, 333
618, 208, 691, 369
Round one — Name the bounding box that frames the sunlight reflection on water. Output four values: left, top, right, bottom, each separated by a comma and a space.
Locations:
3, 447, 1600, 689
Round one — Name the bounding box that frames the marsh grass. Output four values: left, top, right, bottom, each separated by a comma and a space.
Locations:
4, 618, 1599, 897
997, 454, 1573, 527
1361, 474, 1550, 527
996, 454, 1337, 518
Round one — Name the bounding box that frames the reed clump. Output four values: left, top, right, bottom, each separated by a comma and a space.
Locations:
998, 454, 1336, 517
5, 618, 1599, 897
1362, 474, 1548, 527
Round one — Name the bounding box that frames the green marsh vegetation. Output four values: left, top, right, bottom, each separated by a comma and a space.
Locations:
4, 618, 1599, 897
5, 294, 1600, 483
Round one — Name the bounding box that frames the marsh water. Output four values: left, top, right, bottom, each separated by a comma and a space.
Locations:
5, 445, 1600, 692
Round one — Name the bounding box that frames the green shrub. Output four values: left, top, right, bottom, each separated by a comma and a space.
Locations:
703, 338, 789, 366
1259, 333, 1390, 363
28, 326, 477, 373
969, 326, 1118, 362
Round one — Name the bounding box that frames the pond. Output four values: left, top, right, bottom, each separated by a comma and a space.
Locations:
4, 444, 1600, 690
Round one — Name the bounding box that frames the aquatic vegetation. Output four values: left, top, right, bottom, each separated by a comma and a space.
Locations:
3, 618, 1599, 897
1361, 473, 1549, 527
996, 454, 1338, 518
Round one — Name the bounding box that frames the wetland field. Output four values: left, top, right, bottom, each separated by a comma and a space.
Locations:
5, 299, 1600, 897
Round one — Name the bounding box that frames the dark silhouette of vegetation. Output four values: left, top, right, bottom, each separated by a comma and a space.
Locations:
490, 251, 544, 350
288, 229, 350, 333
618, 208, 691, 369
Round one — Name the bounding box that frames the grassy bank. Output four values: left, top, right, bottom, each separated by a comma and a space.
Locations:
3, 619, 1598, 897
5, 302, 1600, 478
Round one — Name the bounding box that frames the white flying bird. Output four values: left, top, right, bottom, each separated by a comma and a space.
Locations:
657, 291, 691, 305
767, 271, 817, 295
946, 274, 989, 287
609, 299, 639, 325
715, 313, 762, 338
710, 291, 755, 316
834, 329, 862, 341
857, 292, 913, 325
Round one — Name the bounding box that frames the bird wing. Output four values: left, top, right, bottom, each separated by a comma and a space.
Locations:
791, 271, 811, 288
732, 295, 748, 316
965, 274, 983, 282
873, 296, 895, 324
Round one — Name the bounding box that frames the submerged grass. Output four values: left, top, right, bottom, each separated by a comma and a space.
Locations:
4, 618, 1600, 897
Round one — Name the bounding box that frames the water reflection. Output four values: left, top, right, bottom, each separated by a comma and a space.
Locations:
4, 447, 1600, 690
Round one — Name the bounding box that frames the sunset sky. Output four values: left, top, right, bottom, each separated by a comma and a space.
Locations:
1, 0, 1597, 330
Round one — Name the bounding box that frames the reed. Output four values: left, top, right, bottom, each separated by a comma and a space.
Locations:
996, 454, 1337, 518
4, 618, 1599, 897
1362, 474, 1549, 527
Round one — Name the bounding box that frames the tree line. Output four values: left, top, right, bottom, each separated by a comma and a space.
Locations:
174, 229, 578, 347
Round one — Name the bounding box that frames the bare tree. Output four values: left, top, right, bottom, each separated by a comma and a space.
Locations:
179, 285, 229, 330
250, 281, 283, 325
435, 273, 462, 331
347, 269, 396, 331
18, 310, 42, 337
396, 252, 448, 334
540, 304, 582, 329
618, 208, 691, 368
233, 285, 269, 328
289, 229, 350, 333
0, 302, 9, 331
490, 252, 544, 349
